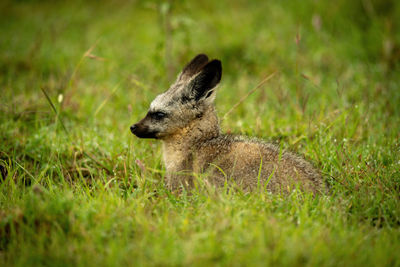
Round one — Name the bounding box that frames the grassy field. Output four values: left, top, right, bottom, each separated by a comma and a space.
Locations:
1, 0, 400, 266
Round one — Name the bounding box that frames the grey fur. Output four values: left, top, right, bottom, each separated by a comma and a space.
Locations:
131, 54, 325, 194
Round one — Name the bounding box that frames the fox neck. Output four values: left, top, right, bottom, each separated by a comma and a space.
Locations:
162, 106, 220, 172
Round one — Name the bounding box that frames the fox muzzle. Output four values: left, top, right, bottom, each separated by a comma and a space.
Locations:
130, 123, 158, 139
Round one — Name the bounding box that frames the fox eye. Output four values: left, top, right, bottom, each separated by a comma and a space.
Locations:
151, 111, 167, 120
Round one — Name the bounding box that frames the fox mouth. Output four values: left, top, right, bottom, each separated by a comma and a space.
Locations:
130, 124, 158, 139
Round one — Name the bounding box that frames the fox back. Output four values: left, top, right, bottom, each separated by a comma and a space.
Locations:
130, 54, 324, 193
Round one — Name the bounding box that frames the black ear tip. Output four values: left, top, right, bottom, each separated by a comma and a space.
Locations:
190, 54, 209, 64
208, 59, 222, 69
196, 53, 209, 60
205, 60, 222, 79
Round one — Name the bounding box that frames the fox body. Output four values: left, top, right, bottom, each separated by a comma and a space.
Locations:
130, 54, 324, 193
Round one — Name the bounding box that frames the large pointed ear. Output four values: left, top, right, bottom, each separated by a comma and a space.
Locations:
187, 59, 222, 101
178, 54, 209, 81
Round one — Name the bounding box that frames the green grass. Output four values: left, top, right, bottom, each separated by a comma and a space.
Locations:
1, 0, 400, 266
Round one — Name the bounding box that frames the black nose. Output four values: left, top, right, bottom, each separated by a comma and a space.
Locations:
130, 124, 137, 133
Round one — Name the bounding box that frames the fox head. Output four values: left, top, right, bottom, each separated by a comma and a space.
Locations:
130, 54, 222, 139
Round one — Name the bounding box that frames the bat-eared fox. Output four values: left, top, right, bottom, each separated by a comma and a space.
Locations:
130, 54, 324, 193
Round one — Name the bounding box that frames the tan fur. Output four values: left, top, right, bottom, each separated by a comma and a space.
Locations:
131, 54, 324, 194
162, 106, 324, 194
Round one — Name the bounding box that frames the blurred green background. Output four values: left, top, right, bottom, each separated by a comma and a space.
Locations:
1, 0, 399, 266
